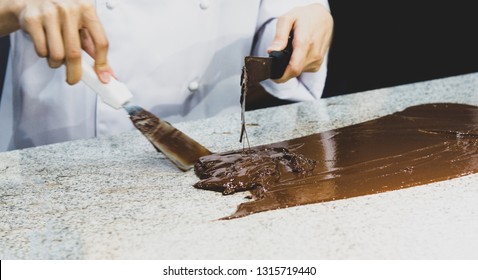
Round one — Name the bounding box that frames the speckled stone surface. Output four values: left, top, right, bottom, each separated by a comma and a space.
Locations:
1, 73, 478, 259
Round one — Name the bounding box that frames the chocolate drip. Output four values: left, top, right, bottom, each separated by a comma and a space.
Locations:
239, 66, 249, 146
193, 103, 478, 219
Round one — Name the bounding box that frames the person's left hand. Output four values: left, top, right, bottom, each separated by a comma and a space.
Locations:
268, 3, 333, 83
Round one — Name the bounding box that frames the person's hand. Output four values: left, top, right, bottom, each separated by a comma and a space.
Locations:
267, 3, 333, 83
0, 0, 112, 84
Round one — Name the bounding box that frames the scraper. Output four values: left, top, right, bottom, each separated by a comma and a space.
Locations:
240, 33, 293, 142
81, 54, 212, 171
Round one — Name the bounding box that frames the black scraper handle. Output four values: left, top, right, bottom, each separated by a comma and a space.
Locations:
269, 32, 293, 79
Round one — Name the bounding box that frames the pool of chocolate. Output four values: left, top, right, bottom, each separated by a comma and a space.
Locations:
194, 103, 478, 219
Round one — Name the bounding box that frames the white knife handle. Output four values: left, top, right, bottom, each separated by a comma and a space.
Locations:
81, 54, 132, 109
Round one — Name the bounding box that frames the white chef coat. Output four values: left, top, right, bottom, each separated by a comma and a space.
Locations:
0, 0, 329, 151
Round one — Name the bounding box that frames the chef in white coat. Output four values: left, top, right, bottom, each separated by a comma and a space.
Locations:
0, 0, 332, 151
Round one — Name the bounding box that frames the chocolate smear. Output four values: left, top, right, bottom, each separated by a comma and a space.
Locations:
193, 103, 478, 219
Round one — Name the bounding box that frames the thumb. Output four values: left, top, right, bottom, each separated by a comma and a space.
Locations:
267, 15, 295, 53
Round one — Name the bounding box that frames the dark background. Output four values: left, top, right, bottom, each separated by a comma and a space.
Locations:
0, 35, 8, 98
2, 1, 478, 102
323, 0, 478, 97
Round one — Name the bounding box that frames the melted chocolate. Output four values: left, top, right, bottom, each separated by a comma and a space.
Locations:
195, 148, 316, 195
193, 103, 478, 219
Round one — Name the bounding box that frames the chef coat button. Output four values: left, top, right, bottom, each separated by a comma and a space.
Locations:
199, 0, 210, 10
106, 1, 116, 10
188, 81, 200, 92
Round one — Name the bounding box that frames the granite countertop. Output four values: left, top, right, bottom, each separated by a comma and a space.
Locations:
1, 73, 478, 259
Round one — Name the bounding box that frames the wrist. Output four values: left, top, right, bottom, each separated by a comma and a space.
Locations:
312, 0, 330, 12
0, 0, 24, 35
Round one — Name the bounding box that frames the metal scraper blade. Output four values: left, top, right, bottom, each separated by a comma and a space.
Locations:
125, 104, 212, 171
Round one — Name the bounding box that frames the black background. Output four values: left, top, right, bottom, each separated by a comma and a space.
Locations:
0, 35, 8, 99
323, 0, 478, 97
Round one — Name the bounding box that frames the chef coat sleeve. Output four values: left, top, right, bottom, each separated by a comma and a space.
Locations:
254, 0, 330, 102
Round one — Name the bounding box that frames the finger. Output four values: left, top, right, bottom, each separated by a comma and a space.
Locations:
268, 14, 295, 53
274, 34, 308, 83
303, 47, 324, 72
61, 11, 82, 85
21, 14, 48, 57
290, 37, 308, 74
79, 29, 95, 57
274, 65, 297, 83
80, 29, 117, 80
43, 9, 65, 68
81, 7, 112, 83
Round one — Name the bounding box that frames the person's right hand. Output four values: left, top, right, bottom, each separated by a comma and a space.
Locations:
267, 3, 333, 84
0, 0, 112, 84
